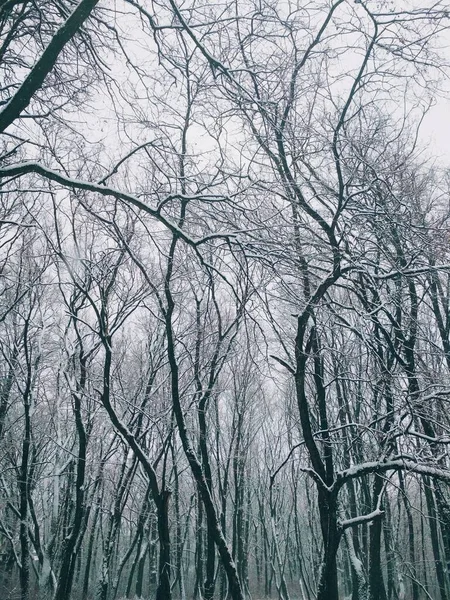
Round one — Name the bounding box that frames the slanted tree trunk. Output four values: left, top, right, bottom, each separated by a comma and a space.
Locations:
98, 334, 173, 600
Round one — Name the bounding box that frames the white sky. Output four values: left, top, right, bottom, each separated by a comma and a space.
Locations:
417, 6, 450, 164
421, 90, 450, 163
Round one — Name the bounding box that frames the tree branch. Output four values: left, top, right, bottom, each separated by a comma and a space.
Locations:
0, 0, 100, 133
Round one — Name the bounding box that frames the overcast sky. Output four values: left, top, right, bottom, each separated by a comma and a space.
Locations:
421, 27, 450, 162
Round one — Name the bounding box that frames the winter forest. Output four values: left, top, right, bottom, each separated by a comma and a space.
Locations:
2, 1, 450, 600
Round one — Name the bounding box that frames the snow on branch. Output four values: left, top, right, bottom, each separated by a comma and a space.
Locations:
334, 458, 450, 490
373, 264, 450, 279
0, 161, 202, 246
338, 508, 384, 531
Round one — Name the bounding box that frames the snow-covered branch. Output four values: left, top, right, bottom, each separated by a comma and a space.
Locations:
0, 0, 100, 133
334, 459, 450, 490
339, 508, 384, 531
0, 161, 199, 246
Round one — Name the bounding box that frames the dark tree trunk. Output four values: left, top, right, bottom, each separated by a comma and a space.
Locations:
315, 490, 340, 600
0, 346, 18, 442
296, 324, 340, 600
382, 499, 395, 600
82, 501, 100, 600
398, 472, 418, 600
155, 490, 172, 600
194, 490, 204, 600
19, 319, 33, 600
126, 531, 143, 598
165, 256, 244, 600
54, 357, 88, 600
99, 336, 173, 600
19, 398, 31, 600
368, 477, 387, 600
135, 542, 147, 598
423, 477, 448, 600
172, 446, 186, 600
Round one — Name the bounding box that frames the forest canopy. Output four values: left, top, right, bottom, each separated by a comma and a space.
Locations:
1, 2, 450, 600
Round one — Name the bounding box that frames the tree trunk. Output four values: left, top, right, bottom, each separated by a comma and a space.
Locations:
423, 477, 448, 600
398, 472, 418, 600
165, 274, 244, 600
155, 490, 172, 600
19, 398, 31, 600
316, 490, 340, 600
368, 477, 387, 600
54, 374, 88, 600
82, 501, 100, 600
